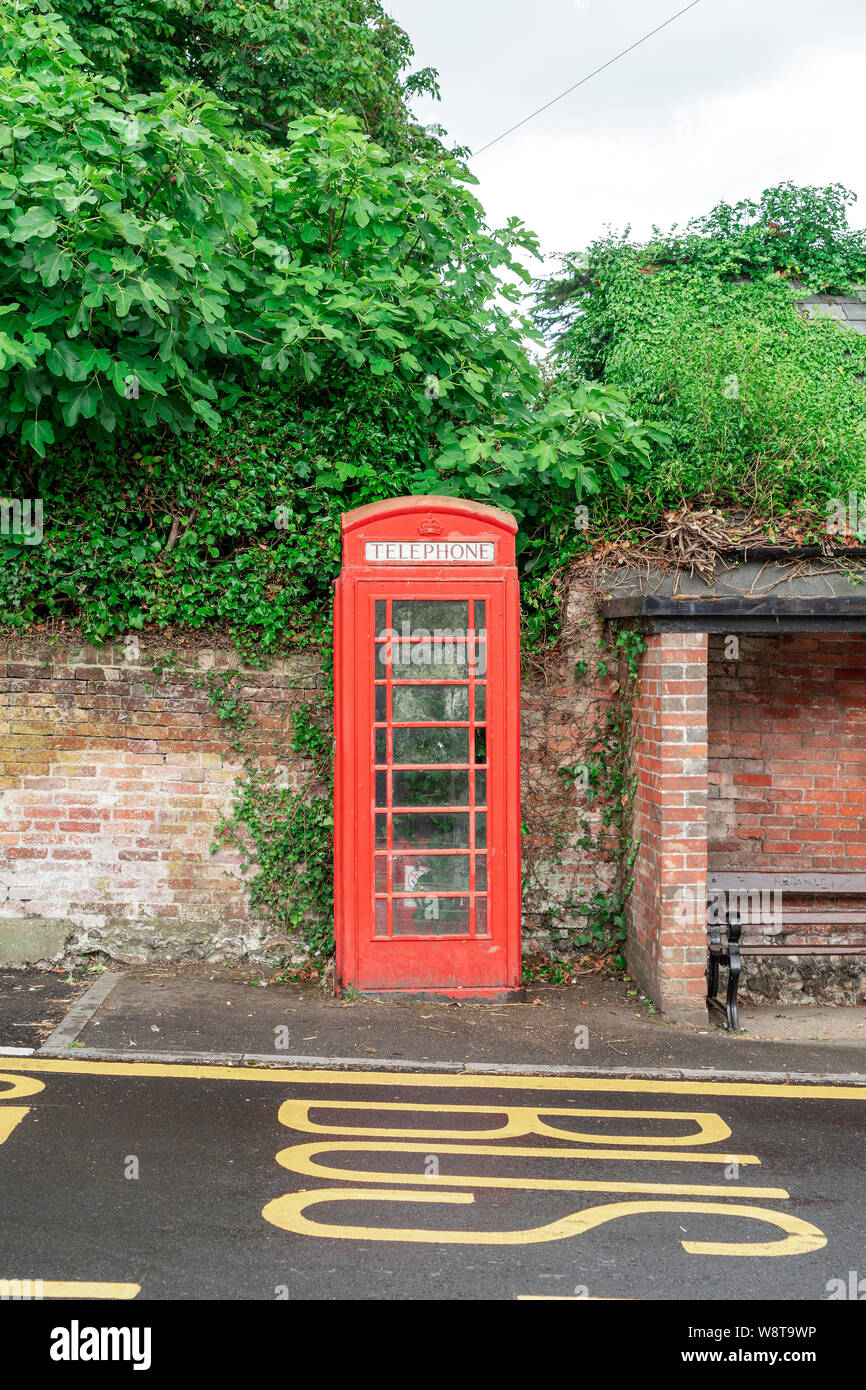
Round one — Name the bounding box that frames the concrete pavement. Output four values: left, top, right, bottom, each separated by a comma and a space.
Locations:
13, 963, 866, 1083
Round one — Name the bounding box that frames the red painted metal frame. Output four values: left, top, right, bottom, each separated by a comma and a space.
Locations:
334, 496, 521, 997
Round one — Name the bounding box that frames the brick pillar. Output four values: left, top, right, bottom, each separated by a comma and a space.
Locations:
627, 631, 708, 1021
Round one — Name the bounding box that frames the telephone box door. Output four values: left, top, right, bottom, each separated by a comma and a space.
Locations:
334, 498, 521, 997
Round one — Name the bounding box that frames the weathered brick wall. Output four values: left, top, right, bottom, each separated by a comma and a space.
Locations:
627, 632, 708, 1021
708, 632, 866, 872
0, 637, 323, 965
707, 631, 866, 1003
519, 579, 619, 955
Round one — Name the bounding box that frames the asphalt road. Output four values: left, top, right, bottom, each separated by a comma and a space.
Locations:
1, 1059, 864, 1302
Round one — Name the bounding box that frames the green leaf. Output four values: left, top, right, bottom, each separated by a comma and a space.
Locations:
32, 242, 72, 288
46, 340, 88, 380
10, 205, 58, 241
60, 383, 101, 426
20, 417, 55, 457
100, 204, 146, 246
21, 163, 64, 184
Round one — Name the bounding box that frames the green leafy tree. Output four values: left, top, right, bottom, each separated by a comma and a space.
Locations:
48, 0, 443, 157
536, 184, 866, 515
0, 3, 540, 453
1, 2, 669, 649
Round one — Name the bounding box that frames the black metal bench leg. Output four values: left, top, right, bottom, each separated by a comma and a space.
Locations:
725, 915, 742, 1031
706, 950, 719, 1010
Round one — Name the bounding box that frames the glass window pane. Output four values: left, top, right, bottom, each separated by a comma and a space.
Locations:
430, 649, 471, 680
390, 854, 471, 891
394, 646, 469, 679
474, 685, 486, 721
375, 856, 388, 891
393, 895, 471, 937
375, 600, 387, 630
392, 812, 469, 849
475, 855, 487, 890
392, 685, 469, 722
375, 686, 386, 722
375, 729, 387, 763
475, 771, 486, 806
393, 769, 469, 807
474, 600, 486, 629
475, 812, 486, 848
474, 727, 486, 764
375, 898, 388, 937
471, 639, 488, 678
475, 897, 488, 936
375, 641, 397, 677
375, 813, 387, 848
393, 727, 468, 765
378, 635, 470, 679
432, 641, 472, 679
375, 771, 387, 807
391, 601, 469, 634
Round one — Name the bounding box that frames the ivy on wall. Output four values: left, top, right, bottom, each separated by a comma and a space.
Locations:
189, 665, 335, 963
521, 610, 645, 968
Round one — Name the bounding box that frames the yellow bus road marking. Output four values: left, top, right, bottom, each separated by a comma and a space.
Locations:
0, 1281, 140, 1299
0, 1061, 830, 1263
277, 1139, 762, 1173
276, 1139, 782, 1195
0, 1109, 31, 1145
0, 1058, 864, 1100
277, 1098, 734, 1145
262, 1189, 827, 1254
0, 1074, 45, 1099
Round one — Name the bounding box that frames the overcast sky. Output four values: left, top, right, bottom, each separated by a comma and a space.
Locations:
387, 0, 866, 277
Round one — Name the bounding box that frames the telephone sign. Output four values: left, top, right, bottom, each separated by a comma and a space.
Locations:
333, 496, 521, 997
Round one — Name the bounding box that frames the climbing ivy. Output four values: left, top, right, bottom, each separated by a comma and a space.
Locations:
187, 665, 335, 961
557, 627, 644, 960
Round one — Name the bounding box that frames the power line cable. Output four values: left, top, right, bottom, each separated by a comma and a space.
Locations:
472, 0, 706, 157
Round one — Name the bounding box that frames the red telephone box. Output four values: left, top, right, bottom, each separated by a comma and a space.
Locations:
334, 495, 521, 997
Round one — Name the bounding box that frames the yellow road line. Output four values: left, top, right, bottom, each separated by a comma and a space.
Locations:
0, 1280, 139, 1299
0, 1057, 864, 1099
0, 1109, 31, 1145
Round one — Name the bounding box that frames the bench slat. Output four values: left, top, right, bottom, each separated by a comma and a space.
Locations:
710, 943, 866, 956
727, 912, 866, 924
709, 871, 866, 893
739, 945, 866, 956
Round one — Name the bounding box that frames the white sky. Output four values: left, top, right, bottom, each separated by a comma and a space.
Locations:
386, 0, 866, 278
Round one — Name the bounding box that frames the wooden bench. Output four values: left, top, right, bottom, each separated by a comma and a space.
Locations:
706, 872, 866, 1030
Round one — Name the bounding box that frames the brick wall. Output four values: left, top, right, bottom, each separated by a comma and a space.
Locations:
520, 580, 619, 953
4, 618, 862, 1006
707, 631, 866, 1002
0, 638, 323, 965
708, 632, 866, 873
0, 599, 621, 969
626, 632, 708, 1021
